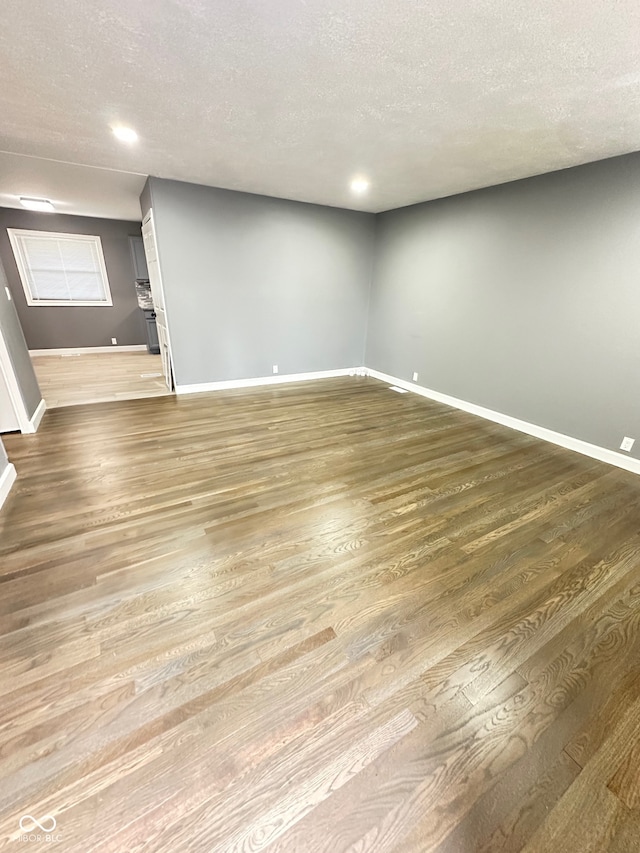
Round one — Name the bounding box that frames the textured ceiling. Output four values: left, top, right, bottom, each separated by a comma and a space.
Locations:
1, 0, 640, 215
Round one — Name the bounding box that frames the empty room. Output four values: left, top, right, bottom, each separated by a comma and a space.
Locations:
1, 2, 639, 852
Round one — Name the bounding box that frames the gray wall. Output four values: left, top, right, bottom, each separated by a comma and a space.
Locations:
366, 152, 640, 461
144, 178, 375, 387
0, 208, 146, 349
0, 257, 42, 418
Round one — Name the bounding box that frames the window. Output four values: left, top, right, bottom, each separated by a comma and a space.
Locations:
7, 229, 113, 307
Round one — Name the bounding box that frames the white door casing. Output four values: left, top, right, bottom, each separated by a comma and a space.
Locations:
142, 210, 174, 391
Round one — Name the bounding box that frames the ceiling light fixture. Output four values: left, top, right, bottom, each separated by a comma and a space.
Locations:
112, 125, 138, 144
19, 197, 55, 212
350, 177, 370, 194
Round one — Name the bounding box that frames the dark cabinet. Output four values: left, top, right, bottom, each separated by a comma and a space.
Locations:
143, 309, 160, 354
129, 236, 149, 281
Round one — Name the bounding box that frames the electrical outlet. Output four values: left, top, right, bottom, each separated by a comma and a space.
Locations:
620, 436, 635, 452
412, 372, 418, 382
111, 337, 117, 345
272, 364, 278, 374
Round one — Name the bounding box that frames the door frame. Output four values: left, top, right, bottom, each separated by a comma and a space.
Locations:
142, 209, 175, 391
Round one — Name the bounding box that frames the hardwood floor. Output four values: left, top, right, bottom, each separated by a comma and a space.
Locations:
0, 376, 639, 852
31, 351, 170, 408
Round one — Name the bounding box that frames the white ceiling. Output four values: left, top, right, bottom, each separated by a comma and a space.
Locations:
1, 0, 640, 217
0, 152, 146, 221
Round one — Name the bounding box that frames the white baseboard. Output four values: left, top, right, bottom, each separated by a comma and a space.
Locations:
29, 345, 147, 356
176, 367, 362, 395
22, 398, 46, 434
0, 463, 17, 511
366, 368, 640, 476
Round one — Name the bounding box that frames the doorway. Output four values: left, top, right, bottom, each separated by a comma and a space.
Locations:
0, 208, 175, 412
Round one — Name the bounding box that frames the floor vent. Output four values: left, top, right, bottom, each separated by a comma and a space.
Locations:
389, 386, 408, 393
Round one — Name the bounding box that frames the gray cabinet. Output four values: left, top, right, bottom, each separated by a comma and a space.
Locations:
129, 235, 149, 281
143, 309, 160, 354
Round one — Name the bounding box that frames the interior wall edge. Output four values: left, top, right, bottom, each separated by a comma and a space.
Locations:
0, 461, 17, 511
23, 398, 46, 433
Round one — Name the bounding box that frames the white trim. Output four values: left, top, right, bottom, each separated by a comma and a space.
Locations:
366, 369, 640, 476
142, 209, 175, 392
7, 229, 113, 307
176, 367, 360, 395
0, 462, 17, 512
22, 398, 46, 434
0, 327, 32, 433
29, 345, 147, 356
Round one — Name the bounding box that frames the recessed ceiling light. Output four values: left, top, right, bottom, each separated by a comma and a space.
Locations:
350, 177, 370, 194
112, 125, 138, 144
19, 197, 55, 212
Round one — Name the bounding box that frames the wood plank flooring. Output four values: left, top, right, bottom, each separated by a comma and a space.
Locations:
0, 375, 639, 852
31, 351, 170, 408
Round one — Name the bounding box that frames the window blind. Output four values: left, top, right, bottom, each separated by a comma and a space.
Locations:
7, 230, 112, 306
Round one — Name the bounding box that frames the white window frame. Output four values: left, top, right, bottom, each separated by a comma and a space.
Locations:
7, 229, 113, 307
